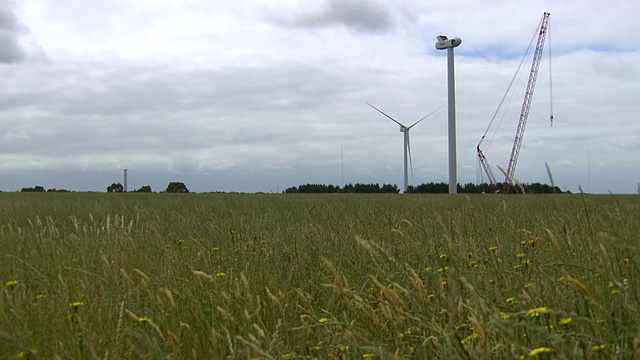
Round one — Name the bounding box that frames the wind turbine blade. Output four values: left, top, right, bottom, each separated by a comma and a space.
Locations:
367, 103, 406, 127
407, 131, 414, 179
407, 105, 444, 129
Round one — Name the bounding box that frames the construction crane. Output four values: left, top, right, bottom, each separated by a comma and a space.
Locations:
477, 12, 552, 193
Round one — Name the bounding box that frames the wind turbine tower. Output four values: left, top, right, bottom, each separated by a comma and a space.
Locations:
368, 103, 441, 193
435, 35, 462, 194
124, 169, 128, 192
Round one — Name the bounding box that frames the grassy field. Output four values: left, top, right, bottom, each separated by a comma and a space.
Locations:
0, 193, 638, 359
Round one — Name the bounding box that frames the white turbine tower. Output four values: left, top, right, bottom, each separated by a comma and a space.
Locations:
368, 103, 441, 193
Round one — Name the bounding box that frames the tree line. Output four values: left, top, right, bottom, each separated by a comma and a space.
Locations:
20, 186, 70, 193
105, 181, 189, 193
285, 183, 400, 194
284, 182, 563, 194
19, 182, 191, 193
18, 181, 563, 194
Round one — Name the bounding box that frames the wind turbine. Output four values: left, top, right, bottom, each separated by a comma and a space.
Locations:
368, 103, 441, 193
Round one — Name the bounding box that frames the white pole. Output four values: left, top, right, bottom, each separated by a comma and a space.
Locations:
447, 46, 458, 194
403, 131, 409, 193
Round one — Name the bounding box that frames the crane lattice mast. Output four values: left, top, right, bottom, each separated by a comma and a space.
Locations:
477, 145, 499, 192
502, 12, 551, 193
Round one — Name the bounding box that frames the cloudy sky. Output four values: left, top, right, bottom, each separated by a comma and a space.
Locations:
0, 0, 638, 193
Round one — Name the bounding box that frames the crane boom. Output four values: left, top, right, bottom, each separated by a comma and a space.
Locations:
477, 145, 499, 192
502, 12, 550, 193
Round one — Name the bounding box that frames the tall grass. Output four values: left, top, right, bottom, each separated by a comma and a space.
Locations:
0, 193, 638, 358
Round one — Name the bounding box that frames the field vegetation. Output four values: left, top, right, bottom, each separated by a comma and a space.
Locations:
0, 193, 638, 358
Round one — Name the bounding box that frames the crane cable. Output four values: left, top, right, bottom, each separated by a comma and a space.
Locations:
477, 19, 540, 149
548, 18, 554, 127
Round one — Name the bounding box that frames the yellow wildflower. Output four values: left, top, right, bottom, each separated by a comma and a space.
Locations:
5, 280, 18, 289
525, 282, 534, 288
362, 354, 375, 358
138, 317, 152, 323
69, 301, 85, 310
216, 272, 225, 277
516, 253, 525, 258
528, 347, 552, 356
528, 307, 548, 317
559, 317, 572, 325
17, 349, 38, 358
35, 294, 47, 300
591, 344, 606, 351
506, 297, 518, 305
488, 245, 498, 251
439, 254, 448, 260
461, 333, 478, 344
279, 352, 297, 359
318, 317, 328, 323
440, 280, 448, 291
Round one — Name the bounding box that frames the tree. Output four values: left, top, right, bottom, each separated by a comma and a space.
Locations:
135, 185, 152, 193
165, 182, 189, 193
21, 185, 45, 192
47, 188, 70, 192
107, 183, 124, 193
381, 183, 400, 193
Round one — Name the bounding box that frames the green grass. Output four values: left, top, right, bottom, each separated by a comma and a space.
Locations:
0, 193, 638, 359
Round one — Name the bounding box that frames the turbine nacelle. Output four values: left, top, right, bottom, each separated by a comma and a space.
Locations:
435, 35, 462, 49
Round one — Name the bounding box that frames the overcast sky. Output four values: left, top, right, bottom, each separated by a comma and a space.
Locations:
0, 0, 638, 193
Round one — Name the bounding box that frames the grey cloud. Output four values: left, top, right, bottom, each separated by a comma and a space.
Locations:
0, 0, 25, 63
277, 0, 397, 34
16, 62, 353, 118
0, 1, 46, 63
0, 59, 371, 178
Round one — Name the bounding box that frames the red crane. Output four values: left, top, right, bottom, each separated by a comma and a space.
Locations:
477, 12, 552, 193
